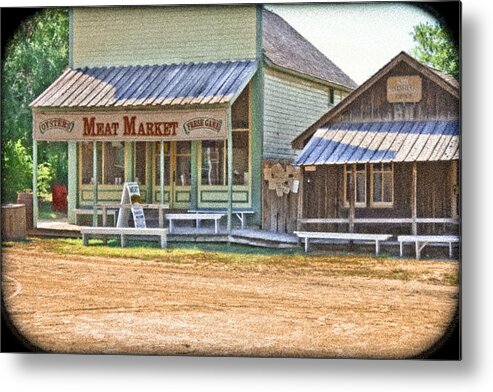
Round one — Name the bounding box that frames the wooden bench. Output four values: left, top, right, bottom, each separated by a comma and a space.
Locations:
188, 209, 255, 229
293, 231, 393, 255
80, 227, 168, 248
75, 208, 117, 226
397, 235, 460, 259
166, 213, 225, 234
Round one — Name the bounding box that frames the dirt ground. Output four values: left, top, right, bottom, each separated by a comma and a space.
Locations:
2, 239, 459, 358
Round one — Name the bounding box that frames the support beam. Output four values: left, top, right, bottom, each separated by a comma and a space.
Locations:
412, 161, 418, 235
145, 142, 153, 203
92, 141, 98, 227
32, 140, 38, 229
190, 141, 199, 209
227, 106, 233, 234
160, 141, 165, 205
349, 164, 356, 234
296, 168, 304, 231
450, 160, 458, 218
67, 142, 77, 224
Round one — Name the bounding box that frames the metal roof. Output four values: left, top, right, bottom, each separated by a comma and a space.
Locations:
295, 120, 459, 165
31, 60, 257, 108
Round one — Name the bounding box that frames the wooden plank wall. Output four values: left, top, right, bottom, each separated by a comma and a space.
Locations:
300, 161, 458, 235
262, 160, 299, 233
333, 61, 459, 123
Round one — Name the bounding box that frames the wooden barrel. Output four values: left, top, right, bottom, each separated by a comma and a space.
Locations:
1, 204, 26, 240
17, 191, 33, 229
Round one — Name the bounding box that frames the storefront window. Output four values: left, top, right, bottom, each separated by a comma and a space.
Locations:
134, 142, 147, 185
233, 131, 249, 185
201, 140, 225, 185
201, 132, 249, 186
175, 141, 191, 186
103, 142, 125, 185
80, 142, 102, 185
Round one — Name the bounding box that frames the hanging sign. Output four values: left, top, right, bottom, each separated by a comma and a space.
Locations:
387, 75, 422, 103
32, 109, 228, 141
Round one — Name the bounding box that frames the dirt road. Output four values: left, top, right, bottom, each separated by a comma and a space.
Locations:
2, 239, 458, 358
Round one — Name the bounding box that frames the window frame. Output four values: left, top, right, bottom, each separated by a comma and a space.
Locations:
79, 141, 127, 186
343, 163, 367, 208
370, 162, 394, 208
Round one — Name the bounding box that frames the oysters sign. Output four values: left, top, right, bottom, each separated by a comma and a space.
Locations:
32, 109, 228, 141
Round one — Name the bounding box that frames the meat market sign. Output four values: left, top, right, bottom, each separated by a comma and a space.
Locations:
32, 109, 228, 141
386, 75, 422, 103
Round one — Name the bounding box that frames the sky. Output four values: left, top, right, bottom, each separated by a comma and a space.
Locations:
267, 2, 438, 85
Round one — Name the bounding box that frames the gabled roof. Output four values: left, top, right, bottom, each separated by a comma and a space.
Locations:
292, 51, 459, 149
295, 120, 459, 165
30, 60, 257, 108
263, 9, 357, 90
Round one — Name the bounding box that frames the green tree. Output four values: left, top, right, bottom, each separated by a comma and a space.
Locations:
411, 22, 459, 81
1, 8, 69, 202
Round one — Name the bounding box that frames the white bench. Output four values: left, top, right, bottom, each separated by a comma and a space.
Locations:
188, 209, 255, 229
166, 213, 225, 234
80, 227, 168, 248
75, 208, 117, 226
294, 231, 393, 255
398, 235, 460, 259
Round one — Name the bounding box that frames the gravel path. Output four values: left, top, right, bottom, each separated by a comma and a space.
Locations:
2, 240, 459, 358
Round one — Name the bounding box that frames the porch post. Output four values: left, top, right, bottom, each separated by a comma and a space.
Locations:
348, 164, 356, 233
296, 168, 304, 231
450, 160, 458, 218
160, 141, 165, 205
411, 161, 418, 235
227, 106, 233, 234
67, 141, 78, 224
32, 140, 38, 228
92, 141, 98, 227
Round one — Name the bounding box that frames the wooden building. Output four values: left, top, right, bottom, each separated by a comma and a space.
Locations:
30, 5, 355, 231
292, 52, 460, 236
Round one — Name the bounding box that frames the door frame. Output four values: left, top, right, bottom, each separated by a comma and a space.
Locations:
152, 141, 191, 209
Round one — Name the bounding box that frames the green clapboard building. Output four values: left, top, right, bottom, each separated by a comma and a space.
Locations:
31, 5, 356, 230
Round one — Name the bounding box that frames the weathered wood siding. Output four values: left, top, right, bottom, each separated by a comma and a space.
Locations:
73, 6, 257, 68
301, 161, 458, 235
262, 160, 299, 233
263, 69, 331, 160
332, 61, 459, 123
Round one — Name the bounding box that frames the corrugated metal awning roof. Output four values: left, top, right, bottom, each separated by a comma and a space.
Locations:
295, 120, 459, 165
31, 60, 257, 108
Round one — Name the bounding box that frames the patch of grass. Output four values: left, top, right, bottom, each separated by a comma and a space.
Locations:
443, 271, 459, 285
48, 238, 305, 264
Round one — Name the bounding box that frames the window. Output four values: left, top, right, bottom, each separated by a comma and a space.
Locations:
175, 141, 191, 186
200, 131, 250, 186
80, 141, 124, 185
134, 142, 147, 185
201, 140, 226, 185
371, 163, 394, 207
344, 163, 367, 208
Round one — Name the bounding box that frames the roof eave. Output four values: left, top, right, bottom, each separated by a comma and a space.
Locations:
264, 56, 355, 92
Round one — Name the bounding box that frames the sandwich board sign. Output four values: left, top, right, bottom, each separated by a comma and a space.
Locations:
116, 182, 146, 228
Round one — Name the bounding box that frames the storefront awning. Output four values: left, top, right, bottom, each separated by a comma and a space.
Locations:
295, 120, 459, 166
31, 60, 257, 141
